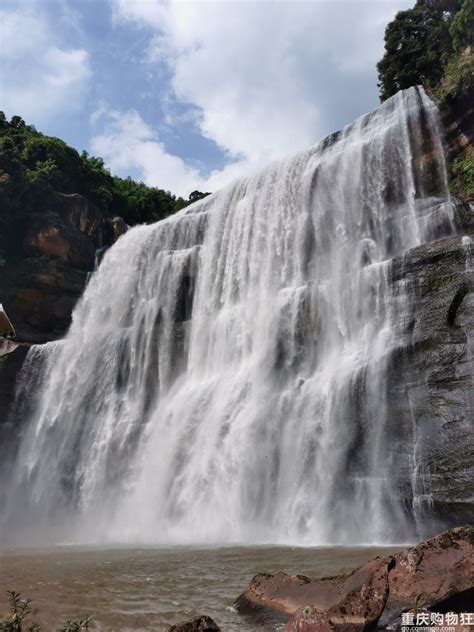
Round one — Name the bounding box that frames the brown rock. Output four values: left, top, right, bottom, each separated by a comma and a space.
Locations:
107, 216, 128, 241
238, 559, 391, 632
284, 607, 334, 632
24, 218, 95, 270
236, 527, 474, 632
168, 615, 221, 631
379, 526, 474, 628
235, 572, 335, 617
0, 257, 88, 343
54, 192, 105, 237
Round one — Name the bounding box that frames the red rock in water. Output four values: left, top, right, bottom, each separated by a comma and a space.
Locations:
379, 526, 474, 628
235, 527, 474, 632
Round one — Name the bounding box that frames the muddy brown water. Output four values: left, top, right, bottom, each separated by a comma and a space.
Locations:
0, 545, 403, 631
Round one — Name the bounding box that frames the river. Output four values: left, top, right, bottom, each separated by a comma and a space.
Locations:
0, 545, 403, 631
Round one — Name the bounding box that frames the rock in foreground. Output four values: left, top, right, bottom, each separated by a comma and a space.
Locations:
235, 527, 474, 631
168, 615, 221, 631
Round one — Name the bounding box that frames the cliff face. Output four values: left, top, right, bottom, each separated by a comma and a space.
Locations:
378, 88, 474, 530
0, 193, 126, 423
0, 193, 126, 344
440, 85, 474, 169
386, 216, 474, 530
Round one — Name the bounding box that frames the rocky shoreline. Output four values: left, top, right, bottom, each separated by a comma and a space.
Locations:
233, 527, 473, 632
170, 527, 473, 631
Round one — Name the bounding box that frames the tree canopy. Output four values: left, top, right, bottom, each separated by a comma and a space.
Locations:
0, 114, 211, 258
377, 0, 473, 101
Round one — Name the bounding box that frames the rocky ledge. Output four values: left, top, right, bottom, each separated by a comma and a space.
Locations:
235, 526, 474, 631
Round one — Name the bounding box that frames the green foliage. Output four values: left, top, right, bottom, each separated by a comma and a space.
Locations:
55, 617, 92, 632
0, 591, 40, 632
188, 190, 211, 203
433, 45, 474, 100
377, 0, 473, 101
450, 153, 474, 199
0, 592, 91, 632
110, 176, 186, 225
0, 112, 204, 257
377, 2, 452, 101
449, 0, 474, 50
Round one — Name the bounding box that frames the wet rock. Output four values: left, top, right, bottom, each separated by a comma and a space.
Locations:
386, 232, 474, 531
379, 526, 474, 628
284, 608, 334, 632
237, 558, 392, 631
106, 216, 128, 242
236, 527, 474, 632
168, 615, 221, 631
0, 340, 30, 424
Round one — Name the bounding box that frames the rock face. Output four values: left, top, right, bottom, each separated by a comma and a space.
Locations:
384, 206, 474, 531
0, 193, 126, 423
440, 85, 474, 169
168, 615, 221, 631
235, 527, 474, 632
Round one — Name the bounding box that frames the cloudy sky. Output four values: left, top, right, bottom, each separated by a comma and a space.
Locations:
0, 0, 411, 196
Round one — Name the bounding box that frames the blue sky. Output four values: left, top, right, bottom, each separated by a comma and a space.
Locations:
0, 0, 411, 196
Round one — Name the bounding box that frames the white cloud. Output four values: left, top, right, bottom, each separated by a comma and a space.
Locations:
0, 3, 91, 125
109, 0, 411, 192
90, 106, 206, 196
90, 104, 281, 196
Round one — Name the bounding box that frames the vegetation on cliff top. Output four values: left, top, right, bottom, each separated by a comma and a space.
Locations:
378, 0, 473, 201
377, 0, 473, 102
0, 112, 210, 263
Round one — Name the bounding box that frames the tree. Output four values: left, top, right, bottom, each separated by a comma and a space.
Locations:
188, 190, 211, 203
449, 0, 474, 50
9, 116, 25, 129
25, 159, 61, 193
423, 0, 462, 13
377, 1, 452, 100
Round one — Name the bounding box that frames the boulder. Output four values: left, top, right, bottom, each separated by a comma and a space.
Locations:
379, 526, 474, 628
235, 527, 474, 632
24, 217, 95, 270
106, 216, 128, 242
168, 615, 221, 631
237, 559, 392, 632
53, 192, 105, 237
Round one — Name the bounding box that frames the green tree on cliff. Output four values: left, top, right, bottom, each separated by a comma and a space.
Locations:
0, 112, 197, 252
377, 0, 473, 101
377, 2, 452, 100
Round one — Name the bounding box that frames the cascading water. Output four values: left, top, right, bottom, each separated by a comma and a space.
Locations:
1, 87, 458, 546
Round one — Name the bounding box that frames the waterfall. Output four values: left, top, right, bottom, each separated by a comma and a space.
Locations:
1, 87, 457, 545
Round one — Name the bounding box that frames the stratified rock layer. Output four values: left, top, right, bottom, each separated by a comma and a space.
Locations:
385, 217, 474, 531
235, 527, 474, 631
0, 193, 126, 424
